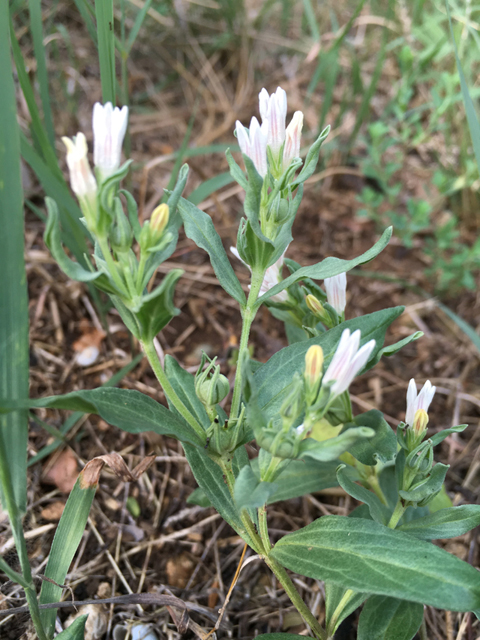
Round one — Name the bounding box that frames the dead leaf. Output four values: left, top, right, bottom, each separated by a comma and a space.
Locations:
79, 452, 156, 489
43, 449, 78, 493
166, 553, 194, 588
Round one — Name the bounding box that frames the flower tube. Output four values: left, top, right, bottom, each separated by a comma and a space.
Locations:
322, 329, 375, 397
324, 272, 347, 315
283, 111, 303, 169
230, 247, 288, 302
259, 86, 287, 156
92, 102, 129, 179
235, 117, 268, 177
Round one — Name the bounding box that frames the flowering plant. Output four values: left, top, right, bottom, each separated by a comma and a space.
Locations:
1, 89, 479, 640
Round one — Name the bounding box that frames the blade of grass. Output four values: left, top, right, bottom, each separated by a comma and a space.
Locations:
187, 172, 234, 205
39, 474, 98, 637
0, 6, 47, 638
28, 0, 55, 148
302, 0, 320, 42
95, 0, 116, 104
126, 0, 153, 52
1, 11, 30, 518
73, 0, 98, 43
10, 20, 60, 174
445, 0, 480, 172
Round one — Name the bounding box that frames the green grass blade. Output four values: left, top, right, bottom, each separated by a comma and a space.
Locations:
445, 0, 480, 172
187, 172, 234, 205
302, 0, 320, 41
0, 6, 29, 515
28, 0, 55, 148
10, 20, 60, 174
95, 0, 116, 104
73, 0, 98, 43
436, 301, 480, 355
126, 0, 153, 52
39, 474, 98, 636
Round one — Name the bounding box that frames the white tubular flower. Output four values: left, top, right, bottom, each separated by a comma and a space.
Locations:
324, 272, 347, 315
92, 102, 129, 178
322, 329, 376, 397
62, 132, 97, 198
259, 86, 287, 155
235, 117, 268, 177
405, 379, 436, 428
230, 247, 289, 302
283, 111, 303, 169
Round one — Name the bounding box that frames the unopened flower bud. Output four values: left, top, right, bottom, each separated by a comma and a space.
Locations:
62, 133, 98, 228
150, 203, 169, 239
196, 373, 230, 407
235, 117, 268, 177
93, 102, 128, 179
413, 408, 429, 437
405, 379, 436, 434
283, 111, 303, 169
306, 294, 330, 324
324, 272, 347, 315
259, 87, 287, 156
305, 345, 324, 387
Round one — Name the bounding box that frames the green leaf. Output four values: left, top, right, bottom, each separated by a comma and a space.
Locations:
254, 307, 404, 421
182, 444, 257, 548
0, 388, 204, 448
291, 125, 330, 188
299, 427, 375, 462
186, 487, 212, 507
347, 410, 397, 465
357, 596, 423, 640
187, 172, 234, 205
398, 505, 480, 540
325, 583, 366, 635
164, 355, 210, 428
429, 424, 468, 447
337, 464, 389, 525
226, 148, 248, 190
399, 463, 448, 506
177, 197, 246, 305
234, 465, 277, 510
56, 615, 88, 639
257, 227, 392, 306
264, 459, 338, 503
40, 477, 97, 636
271, 515, 480, 611
135, 269, 183, 340
0, 13, 29, 513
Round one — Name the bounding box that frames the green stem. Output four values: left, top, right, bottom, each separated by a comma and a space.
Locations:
387, 500, 406, 529
229, 269, 264, 424
327, 588, 356, 638
136, 251, 148, 292
264, 554, 328, 640
258, 506, 271, 550
0, 446, 48, 640
141, 339, 205, 440
97, 235, 129, 297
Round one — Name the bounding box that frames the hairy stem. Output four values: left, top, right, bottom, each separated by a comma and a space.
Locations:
141, 339, 205, 440
327, 588, 356, 638
258, 506, 271, 551
387, 499, 406, 529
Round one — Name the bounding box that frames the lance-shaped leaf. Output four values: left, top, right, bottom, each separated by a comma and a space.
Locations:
226, 148, 248, 190
256, 227, 392, 306
346, 409, 397, 465
254, 307, 405, 422
429, 424, 468, 447
357, 596, 423, 640
398, 505, 480, 540
337, 464, 389, 525
234, 465, 278, 510
177, 197, 246, 305
271, 515, 480, 611
299, 427, 374, 462
135, 269, 183, 341
325, 582, 367, 635
291, 125, 330, 188
0, 388, 204, 448
399, 463, 449, 506
55, 616, 88, 639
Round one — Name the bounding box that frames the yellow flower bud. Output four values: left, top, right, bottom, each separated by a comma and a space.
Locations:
413, 408, 429, 436
150, 203, 169, 238
306, 294, 330, 323
305, 345, 324, 387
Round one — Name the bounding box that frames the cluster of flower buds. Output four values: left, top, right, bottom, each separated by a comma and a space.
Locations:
62, 102, 128, 235
235, 87, 304, 179
195, 354, 230, 420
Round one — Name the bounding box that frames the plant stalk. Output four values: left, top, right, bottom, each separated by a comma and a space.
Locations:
387, 499, 406, 529
141, 339, 205, 440
327, 588, 356, 638
264, 554, 328, 640
229, 269, 264, 424
258, 506, 271, 550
